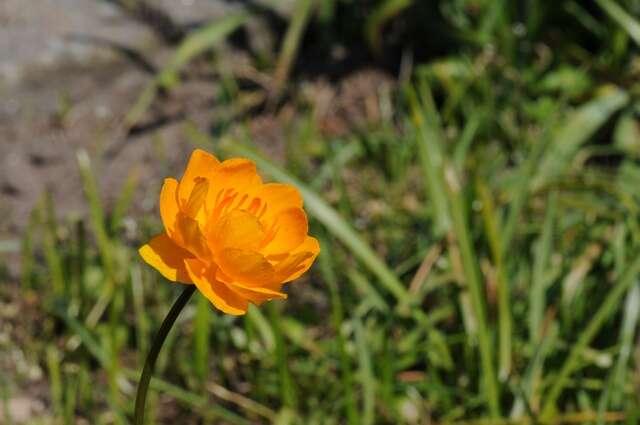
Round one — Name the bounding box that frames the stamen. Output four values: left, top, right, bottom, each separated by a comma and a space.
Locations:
261, 219, 280, 247
257, 202, 268, 219
247, 198, 261, 215
211, 190, 238, 222
233, 193, 249, 211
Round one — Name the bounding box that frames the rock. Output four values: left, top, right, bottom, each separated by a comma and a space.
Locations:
0, 396, 46, 423
0, 0, 236, 87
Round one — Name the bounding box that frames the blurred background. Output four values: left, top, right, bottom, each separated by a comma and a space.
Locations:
1, 0, 640, 423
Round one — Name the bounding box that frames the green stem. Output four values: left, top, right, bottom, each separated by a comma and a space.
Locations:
134, 285, 196, 425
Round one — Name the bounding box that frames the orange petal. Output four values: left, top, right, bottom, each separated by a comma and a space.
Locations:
178, 149, 220, 206
205, 159, 262, 211
160, 178, 180, 234
227, 284, 286, 305
139, 233, 194, 283
262, 207, 308, 256
175, 214, 212, 261
185, 177, 209, 222
273, 236, 320, 283
256, 183, 303, 222
210, 210, 265, 252
215, 248, 275, 286
215, 267, 287, 302
185, 259, 248, 315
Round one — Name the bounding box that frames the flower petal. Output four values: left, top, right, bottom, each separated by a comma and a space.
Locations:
178, 149, 220, 206
216, 248, 275, 286
273, 236, 320, 283
185, 259, 248, 315
139, 233, 193, 283
160, 178, 180, 235
262, 208, 308, 256
227, 284, 286, 305
206, 159, 262, 211
256, 183, 303, 222
210, 210, 265, 252
175, 214, 212, 261
215, 267, 287, 302
184, 177, 209, 218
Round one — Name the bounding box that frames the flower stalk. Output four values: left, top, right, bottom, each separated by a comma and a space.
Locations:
133, 285, 196, 425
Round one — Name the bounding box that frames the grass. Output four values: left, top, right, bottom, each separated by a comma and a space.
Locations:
2, 0, 640, 423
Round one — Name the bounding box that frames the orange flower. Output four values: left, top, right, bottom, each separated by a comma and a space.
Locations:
139, 149, 320, 315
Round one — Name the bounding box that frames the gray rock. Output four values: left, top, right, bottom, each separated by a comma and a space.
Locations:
0, 0, 236, 86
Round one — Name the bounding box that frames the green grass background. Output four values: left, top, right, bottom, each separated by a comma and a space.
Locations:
3, 0, 640, 423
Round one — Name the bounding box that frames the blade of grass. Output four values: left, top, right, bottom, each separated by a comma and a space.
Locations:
72, 219, 87, 316
511, 321, 559, 417
406, 86, 451, 236
595, 0, 640, 46
77, 149, 126, 399
408, 81, 500, 415
529, 193, 557, 342
448, 234, 480, 342
158, 12, 249, 88
268, 303, 298, 410
532, 88, 628, 191
604, 282, 640, 408
561, 242, 602, 317
347, 268, 390, 314
540, 254, 640, 419
20, 209, 38, 291
317, 237, 358, 425
63, 370, 78, 425
476, 178, 512, 381
270, 0, 315, 101
444, 165, 500, 417
501, 109, 560, 253
454, 109, 483, 173
354, 318, 375, 425
110, 170, 138, 233
207, 382, 276, 421
365, 0, 413, 54
279, 317, 320, 353
247, 305, 275, 352
328, 142, 355, 219
100, 330, 126, 425
46, 346, 64, 421
565, 1, 607, 37
77, 150, 114, 280
310, 142, 362, 191
126, 13, 249, 126
130, 265, 149, 364
194, 292, 211, 384
77, 150, 121, 328
42, 192, 65, 296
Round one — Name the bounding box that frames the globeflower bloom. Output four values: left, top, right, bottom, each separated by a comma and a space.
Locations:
139, 149, 320, 315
